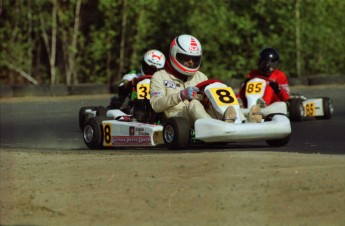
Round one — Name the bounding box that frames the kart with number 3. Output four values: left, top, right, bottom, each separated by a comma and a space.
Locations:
79, 77, 292, 150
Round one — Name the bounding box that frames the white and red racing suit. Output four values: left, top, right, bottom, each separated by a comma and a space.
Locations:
150, 61, 212, 125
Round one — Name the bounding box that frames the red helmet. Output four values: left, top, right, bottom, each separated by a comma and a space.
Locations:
169, 34, 202, 77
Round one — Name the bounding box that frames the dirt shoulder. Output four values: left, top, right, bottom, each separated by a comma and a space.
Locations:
1, 149, 344, 226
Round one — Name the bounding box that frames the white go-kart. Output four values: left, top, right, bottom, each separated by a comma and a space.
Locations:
79, 77, 291, 150
241, 77, 334, 122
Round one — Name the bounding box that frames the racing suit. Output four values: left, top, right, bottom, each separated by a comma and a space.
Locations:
237, 69, 290, 107
118, 70, 142, 98
150, 63, 211, 126
108, 70, 142, 110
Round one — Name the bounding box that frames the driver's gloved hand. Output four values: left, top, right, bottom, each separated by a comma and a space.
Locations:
131, 77, 139, 87
179, 87, 200, 101
269, 81, 280, 94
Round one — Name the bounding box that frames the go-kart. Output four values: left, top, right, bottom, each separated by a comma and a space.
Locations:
240, 77, 334, 122
79, 77, 291, 150
240, 77, 288, 117
288, 93, 334, 122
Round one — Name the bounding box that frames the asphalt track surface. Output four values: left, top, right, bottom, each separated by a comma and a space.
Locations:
0, 85, 344, 154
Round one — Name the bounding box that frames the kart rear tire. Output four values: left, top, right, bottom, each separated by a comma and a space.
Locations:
79, 106, 107, 131
108, 96, 122, 109
264, 113, 291, 147
316, 97, 333, 120
288, 98, 304, 122
83, 116, 110, 149
163, 117, 190, 150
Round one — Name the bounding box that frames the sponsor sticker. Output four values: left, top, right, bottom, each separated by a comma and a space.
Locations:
150, 91, 162, 97
111, 136, 151, 145
164, 80, 176, 89
129, 126, 149, 136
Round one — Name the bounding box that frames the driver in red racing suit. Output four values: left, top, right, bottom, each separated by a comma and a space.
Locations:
237, 47, 290, 107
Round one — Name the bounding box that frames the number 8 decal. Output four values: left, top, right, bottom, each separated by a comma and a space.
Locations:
103, 123, 112, 146
210, 87, 239, 106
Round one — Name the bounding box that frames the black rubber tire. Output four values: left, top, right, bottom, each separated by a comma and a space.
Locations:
79, 106, 95, 131
108, 96, 122, 109
79, 106, 107, 131
95, 106, 107, 117
288, 98, 304, 122
83, 116, 108, 149
264, 113, 291, 147
316, 97, 333, 120
163, 117, 191, 150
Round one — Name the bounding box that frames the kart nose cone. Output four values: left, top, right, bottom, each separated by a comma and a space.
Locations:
84, 125, 94, 143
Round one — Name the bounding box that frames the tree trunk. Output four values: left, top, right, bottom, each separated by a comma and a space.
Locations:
51, 0, 57, 84
117, 0, 128, 83
295, 0, 302, 77
66, 0, 81, 85
6, 63, 39, 85
27, 0, 33, 75
40, 0, 57, 85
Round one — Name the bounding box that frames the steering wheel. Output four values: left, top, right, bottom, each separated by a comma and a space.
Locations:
138, 75, 152, 82
196, 79, 224, 91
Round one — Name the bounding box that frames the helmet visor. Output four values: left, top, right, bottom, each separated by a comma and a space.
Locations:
176, 53, 201, 69
259, 59, 278, 74
142, 61, 158, 75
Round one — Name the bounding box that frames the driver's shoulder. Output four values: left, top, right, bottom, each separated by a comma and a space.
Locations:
195, 71, 208, 80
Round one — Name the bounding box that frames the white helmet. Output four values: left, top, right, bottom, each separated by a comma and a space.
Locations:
169, 34, 202, 77
141, 49, 166, 75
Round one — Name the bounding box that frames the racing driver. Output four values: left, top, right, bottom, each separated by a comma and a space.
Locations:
150, 34, 262, 126
237, 47, 290, 107
109, 49, 166, 111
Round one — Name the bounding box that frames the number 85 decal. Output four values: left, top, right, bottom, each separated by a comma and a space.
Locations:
209, 87, 239, 106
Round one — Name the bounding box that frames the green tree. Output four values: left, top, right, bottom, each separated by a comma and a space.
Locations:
0, 0, 39, 84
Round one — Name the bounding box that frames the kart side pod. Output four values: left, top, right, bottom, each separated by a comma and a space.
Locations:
194, 113, 291, 144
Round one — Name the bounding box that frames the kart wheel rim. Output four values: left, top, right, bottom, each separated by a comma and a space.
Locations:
164, 125, 175, 143
84, 125, 94, 143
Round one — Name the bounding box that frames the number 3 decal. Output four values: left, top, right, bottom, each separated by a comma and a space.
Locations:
209, 87, 239, 106
137, 84, 150, 99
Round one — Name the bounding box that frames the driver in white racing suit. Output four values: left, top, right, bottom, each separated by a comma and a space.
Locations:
150, 34, 249, 126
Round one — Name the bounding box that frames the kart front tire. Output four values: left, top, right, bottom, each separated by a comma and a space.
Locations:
289, 98, 304, 122
264, 113, 291, 147
79, 106, 107, 131
79, 106, 95, 131
83, 116, 107, 149
266, 135, 291, 147
163, 117, 190, 150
